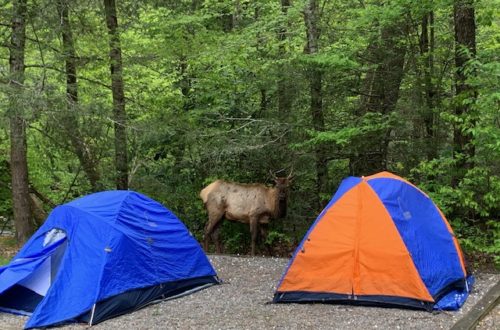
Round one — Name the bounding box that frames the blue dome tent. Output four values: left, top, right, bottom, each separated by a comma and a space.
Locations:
0, 190, 219, 329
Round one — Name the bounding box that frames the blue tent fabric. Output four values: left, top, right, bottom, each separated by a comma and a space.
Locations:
434, 276, 475, 311
0, 239, 65, 294
367, 178, 466, 298
0, 190, 218, 329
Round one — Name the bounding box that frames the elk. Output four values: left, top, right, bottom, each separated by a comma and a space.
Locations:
200, 171, 292, 256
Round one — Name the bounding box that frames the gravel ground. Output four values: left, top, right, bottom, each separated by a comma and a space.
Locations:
1, 255, 499, 330
476, 303, 500, 330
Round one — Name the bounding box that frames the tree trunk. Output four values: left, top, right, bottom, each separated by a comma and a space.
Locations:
260, 89, 268, 115
104, 0, 128, 190
254, 5, 268, 117
277, 0, 292, 119
452, 0, 476, 187
9, 0, 34, 244
233, 0, 242, 29
58, 0, 101, 192
421, 11, 437, 160
349, 24, 407, 176
303, 0, 328, 208
30, 193, 48, 228
172, 57, 190, 172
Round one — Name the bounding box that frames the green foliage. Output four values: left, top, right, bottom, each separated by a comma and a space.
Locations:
458, 220, 500, 269
221, 222, 251, 255
296, 112, 398, 150
0, 237, 17, 266
411, 162, 500, 268
0, 0, 498, 268
0, 256, 9, 266
2, 237, 16, 249
265, 230, 291, 246
0, 160, 12, 219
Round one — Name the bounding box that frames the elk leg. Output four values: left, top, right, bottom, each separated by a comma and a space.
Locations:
203, 222, 212, 252
203, 209, 224, 253
210, 222, 223, 254
249, 218, 259, 256
260, 224, 268, 244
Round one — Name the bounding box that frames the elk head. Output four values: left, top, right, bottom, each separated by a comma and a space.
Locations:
270, 168, 293, 218
270, 168, 293, 189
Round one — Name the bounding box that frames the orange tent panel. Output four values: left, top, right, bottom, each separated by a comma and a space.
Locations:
278, 181, 433, 302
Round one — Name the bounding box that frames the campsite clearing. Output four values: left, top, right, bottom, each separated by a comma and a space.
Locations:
0, 255, 498, 330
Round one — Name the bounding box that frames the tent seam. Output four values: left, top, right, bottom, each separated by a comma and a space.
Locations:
87, 191, 131, 321
275, 179, 363, 290
363, 181, 434, 302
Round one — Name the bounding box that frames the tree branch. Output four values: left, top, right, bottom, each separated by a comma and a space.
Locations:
29, 185, 56, 208
25, 63, 112, 89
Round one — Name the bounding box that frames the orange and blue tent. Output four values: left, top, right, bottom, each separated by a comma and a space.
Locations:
273, 172, 472, 311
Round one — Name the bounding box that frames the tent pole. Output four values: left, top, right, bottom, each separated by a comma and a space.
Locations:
89, 303, 96, 326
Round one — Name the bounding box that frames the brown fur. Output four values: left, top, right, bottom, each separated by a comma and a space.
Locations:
200, 177, 291, 256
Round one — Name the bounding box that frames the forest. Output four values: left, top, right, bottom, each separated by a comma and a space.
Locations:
0, 0, 498, 269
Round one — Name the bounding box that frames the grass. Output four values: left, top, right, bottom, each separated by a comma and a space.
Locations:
0, 256, 9, 266
0, 236, 18, 265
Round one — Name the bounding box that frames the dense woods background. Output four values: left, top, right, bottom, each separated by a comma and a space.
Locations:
0, 0, 498, 268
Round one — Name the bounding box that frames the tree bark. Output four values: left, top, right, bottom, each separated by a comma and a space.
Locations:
303, 0, 328, 208
421, 11, 437, 160
452, 0, 476, 187
58, 0, 101, 192
349, 24, 407, 176
104, 0, 128, 190
9, 0, 34, 244
277, 0, 292, 119
254, 5, 268, 117
171, 57, 190, 172
233, 0, 242, 29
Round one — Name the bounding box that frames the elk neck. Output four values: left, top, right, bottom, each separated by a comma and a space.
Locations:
274, 187, 288, 219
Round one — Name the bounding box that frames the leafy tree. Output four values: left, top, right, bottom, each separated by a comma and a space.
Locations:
0, 0, 497, 265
